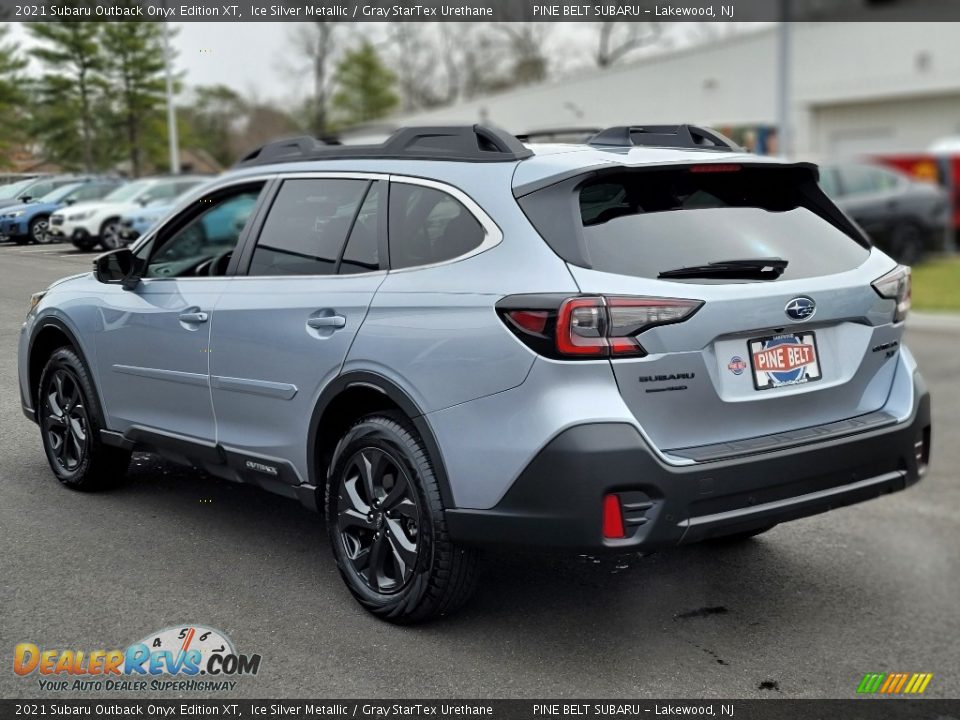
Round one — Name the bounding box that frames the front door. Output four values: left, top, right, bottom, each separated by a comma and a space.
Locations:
93, 182, 267, 442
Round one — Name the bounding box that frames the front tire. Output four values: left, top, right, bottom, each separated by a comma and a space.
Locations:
30, 215, 50, 244
37, 348, 131, 490
325, 413, 479, 623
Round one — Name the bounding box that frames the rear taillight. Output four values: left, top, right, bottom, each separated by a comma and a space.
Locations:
872, 265, 911, 323
500, 294, 702, 359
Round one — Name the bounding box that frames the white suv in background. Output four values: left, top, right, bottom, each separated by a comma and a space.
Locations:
48, 176, 207, 251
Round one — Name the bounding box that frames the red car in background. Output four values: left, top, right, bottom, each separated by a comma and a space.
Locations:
873, 147, 960, 238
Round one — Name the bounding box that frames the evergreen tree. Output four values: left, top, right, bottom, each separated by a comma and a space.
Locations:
101, 19, 169, 176
331, 42, 398, 129
0, 24, 27, 164
27, 20, 108, 171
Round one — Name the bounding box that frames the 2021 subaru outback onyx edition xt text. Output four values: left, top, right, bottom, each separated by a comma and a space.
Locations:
19, 125, 931, 623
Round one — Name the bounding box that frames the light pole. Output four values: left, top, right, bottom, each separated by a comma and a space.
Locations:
163, 16, 180, 174
776, 0, 792, 159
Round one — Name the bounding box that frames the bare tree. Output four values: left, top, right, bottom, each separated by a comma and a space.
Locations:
594, 22, 663, 68
288, 22, 341, 136
492, 23, 552, 85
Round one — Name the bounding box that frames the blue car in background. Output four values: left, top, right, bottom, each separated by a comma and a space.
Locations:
118, 202, 173, 245
0, 179, 125, 244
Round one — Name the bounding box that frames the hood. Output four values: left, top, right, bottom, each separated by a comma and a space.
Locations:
125, 204, 172, 222
52, 201, 138, 218
0, 198, 26, 210
1, 200, 60, 217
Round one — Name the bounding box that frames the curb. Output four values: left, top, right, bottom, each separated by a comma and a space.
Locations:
907, 311, 960, 332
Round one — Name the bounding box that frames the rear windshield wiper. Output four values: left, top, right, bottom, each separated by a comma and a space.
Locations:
658, 257, 788, 280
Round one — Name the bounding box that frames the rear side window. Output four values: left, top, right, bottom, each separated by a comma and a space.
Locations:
574, 166, 870, 281
388, 184, 484, 269
250, 178, 369, 276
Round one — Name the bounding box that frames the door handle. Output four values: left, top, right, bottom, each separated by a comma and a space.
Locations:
179, 311, 209, 324
307, 315, 346, 329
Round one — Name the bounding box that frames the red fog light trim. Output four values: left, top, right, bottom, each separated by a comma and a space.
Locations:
602, 495, 626, 539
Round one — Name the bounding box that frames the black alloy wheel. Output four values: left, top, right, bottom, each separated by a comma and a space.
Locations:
336, 446, 421, 594
41, 366, 90, 472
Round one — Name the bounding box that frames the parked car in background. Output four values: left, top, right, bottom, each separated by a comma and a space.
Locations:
818, 163, 949, 264
117, 179, 214, 245
47, 176, 208, 251
118, 203, 171, 245
0, 179, 125, 245
0, 175, 90, 211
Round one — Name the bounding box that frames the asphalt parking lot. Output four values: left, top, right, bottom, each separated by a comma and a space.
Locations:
1, 240, 958, 700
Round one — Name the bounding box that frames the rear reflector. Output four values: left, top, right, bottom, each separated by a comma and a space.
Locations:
506, 310, 549, 334
602, 494, 626, 539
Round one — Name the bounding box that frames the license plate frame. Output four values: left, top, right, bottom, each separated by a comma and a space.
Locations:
748, 331, 822, 391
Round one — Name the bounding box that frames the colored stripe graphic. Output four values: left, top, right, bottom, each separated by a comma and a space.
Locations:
857, 672, 933, 694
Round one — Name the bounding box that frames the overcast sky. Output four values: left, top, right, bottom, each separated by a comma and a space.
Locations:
6, 21, 751, 104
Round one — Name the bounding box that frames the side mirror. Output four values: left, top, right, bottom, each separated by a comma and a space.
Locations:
64, 198, 76, 206
19, 195, 32, 202
94, 248, 140, 289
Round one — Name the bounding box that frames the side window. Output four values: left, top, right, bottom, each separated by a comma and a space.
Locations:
839, 166, 882, 196
71, 184, 110, 202
142, 182, 179, 204
143, 184, 263, 278
339, 182, 383, 275
388, 183, 485, 269
817, 168, 840, 199
249, 178, 368, 276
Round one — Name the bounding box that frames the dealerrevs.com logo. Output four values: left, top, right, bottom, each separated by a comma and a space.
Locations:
14, 625, 261, 692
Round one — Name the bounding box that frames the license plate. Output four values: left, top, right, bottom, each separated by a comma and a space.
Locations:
748, 332, 822, 391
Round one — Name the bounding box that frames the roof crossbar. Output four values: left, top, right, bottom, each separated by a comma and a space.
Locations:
236, 125, 533, 167
587, 125, 741, 151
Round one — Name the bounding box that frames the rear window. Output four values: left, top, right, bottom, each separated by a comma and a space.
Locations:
516, 166, 870, 282
576, 167, 869, 281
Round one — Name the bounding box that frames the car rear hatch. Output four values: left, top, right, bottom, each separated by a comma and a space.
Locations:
516, 161, 910, 456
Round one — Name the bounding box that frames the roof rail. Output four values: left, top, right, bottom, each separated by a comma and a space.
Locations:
516, 127, 602, 143
587, 125, 741, 151
236, 125, 532, 167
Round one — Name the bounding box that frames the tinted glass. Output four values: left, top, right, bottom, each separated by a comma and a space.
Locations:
578, 167, 869, 281
250, 179, 368, 276
388, 184, 484, 269
71, 182, 120, 202
339, 182, 382, 274
838, 165, 886, 196
146, 186, 262, 278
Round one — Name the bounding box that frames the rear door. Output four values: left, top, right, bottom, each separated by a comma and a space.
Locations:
208, 174, 387, 481
527, 163, 903, 453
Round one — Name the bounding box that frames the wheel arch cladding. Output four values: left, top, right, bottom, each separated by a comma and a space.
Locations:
308, 371, 456, 509
29, 318, 109, 428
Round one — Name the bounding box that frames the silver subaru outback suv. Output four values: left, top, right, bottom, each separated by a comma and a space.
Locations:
19, 125, 931, 623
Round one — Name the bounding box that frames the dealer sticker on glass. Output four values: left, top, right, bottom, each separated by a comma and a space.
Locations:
749, 332, 822, 390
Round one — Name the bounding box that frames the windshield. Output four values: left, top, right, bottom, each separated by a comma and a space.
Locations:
104, 180, 152, 203
37, 183, 84, 204
0, 179, 35, 199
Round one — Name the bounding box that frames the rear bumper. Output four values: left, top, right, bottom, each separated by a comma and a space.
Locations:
446, 373, 931, 552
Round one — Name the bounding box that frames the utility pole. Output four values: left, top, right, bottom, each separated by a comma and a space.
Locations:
776, 0, 792, 159
163, 17, 180, 174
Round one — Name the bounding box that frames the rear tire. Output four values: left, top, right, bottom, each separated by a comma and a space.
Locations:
99, 218, 122, 250
325, 413, 479, 623
37, 348, 131, 491
888, 222, 925, 265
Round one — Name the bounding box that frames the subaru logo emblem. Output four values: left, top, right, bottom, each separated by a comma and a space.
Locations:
785, 297, 816, 322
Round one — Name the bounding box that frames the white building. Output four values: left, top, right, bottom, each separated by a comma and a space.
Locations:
382, 22, 960, 161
